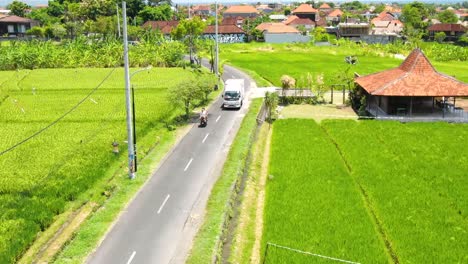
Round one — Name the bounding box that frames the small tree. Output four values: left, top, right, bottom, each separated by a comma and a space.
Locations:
264, 91, 279, 123
7, 0, 30, 17
280, 75, 295, 103
171, 17, 206, 64
437, 10, 458, 23
434, 32, 446, 43
197, 73, 217, 103
26, 26, 45, 37
168, 77, 203, 119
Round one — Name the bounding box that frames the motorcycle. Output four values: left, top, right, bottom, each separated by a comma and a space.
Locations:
200, 115, 208, 127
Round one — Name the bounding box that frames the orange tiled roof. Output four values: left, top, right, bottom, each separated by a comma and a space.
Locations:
224, 5, 259, 14
328, 9, 343, 17
265, 23, 299, 33
428, 23, 466, 32
256, 22, 298, 33
292, 4, 317, 14
356, 49, 468, 96
256, 22, 276, 31
319, 3, 331, 9
284, 15, 299, 24
142, 20, 179, 34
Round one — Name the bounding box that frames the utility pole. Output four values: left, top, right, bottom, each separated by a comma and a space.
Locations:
215, 0, 219, 78
122, 1, 136, 179
116, 4, 121, 38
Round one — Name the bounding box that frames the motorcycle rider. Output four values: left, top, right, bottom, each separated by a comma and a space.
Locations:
200, 107, 208, 125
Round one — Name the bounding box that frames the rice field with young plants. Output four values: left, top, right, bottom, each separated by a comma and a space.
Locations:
0, 67, 210, 263
220, 43, 468, 87
264, 119, 468, 263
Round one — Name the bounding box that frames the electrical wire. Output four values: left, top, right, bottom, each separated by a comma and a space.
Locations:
0, 67, 117, 157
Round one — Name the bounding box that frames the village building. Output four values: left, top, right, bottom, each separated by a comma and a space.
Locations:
256, 22, 310, 43
223, 5, 259, 18
428, 23, 467, 41
203, 24, 245, 43
326, 9, 343, 25
318, 3, 332, 13
142, 20, 179, 35
370, 11, 404, 35
0, 15, 38, 37
190, 5, 212, 17
291, 4, 318, 21
355, 48, 468, 122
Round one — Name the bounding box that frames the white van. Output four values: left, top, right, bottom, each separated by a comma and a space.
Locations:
222, 79, 245, 109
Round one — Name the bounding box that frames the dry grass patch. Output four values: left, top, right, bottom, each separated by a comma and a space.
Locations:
279, 104, 357, 122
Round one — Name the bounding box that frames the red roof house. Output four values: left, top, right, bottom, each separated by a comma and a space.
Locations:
355, 49, 468, 119
142, 20, 179, 35
428, 23, 467, 41
223, 5, 259, 18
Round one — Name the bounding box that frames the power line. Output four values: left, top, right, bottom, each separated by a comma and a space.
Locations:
0, 68, 117, 157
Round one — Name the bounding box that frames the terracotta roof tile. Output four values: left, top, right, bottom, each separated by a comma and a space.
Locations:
142, 20, 179, 34
204, 24, 245, 34
0, 15, 35, 23
224, 5, 258, 14
328, 9, 343, 17
284, 15, 299, 25
355, 49, 468, 96
286, 17, 315, 26
428, 23, 466, 32
319, 3, 331, 9
292, 4, 317, 14
265, 23, 299, 33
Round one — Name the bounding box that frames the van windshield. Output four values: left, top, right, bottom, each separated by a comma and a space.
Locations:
224, 91, 240, 99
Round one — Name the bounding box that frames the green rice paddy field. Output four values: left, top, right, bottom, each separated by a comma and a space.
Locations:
264, 119, 467, 263
221, 44, 468, 86
0, 68, 197, 263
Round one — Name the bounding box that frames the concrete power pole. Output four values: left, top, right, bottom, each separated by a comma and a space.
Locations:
215, 0, 219, 78
122, 1, 136, 179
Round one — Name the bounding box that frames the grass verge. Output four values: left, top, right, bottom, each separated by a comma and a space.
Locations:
186, 98, 263, 264
229, 123, 270, 264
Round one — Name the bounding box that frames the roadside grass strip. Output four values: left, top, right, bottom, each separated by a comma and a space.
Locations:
263, 119, 389, 264
229, 123, 270, 264
322, 120, 468, 263
187, 98, 263, 264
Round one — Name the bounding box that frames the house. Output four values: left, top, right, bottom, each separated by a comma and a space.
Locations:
284, 15, 326, 31
428, 23, 467, 41
222, 16, 244, 28
355, 48, 468, 121
256, 4, 273, 14
371, 12, 404, 35
142, 20, 179, 35
326, 9, 343, 25
291, 4, 318, 21
191, 5, 212, 17
223, 5, 259, 18
203, 24, 245, 43
256, 22, 310, 43
318, 3, 332, 13
0, 15, 39, 37
338, 22, 370, 37
269, 14, 286, 21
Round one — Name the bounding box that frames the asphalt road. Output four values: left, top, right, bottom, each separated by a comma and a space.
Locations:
87, 63, 254, 264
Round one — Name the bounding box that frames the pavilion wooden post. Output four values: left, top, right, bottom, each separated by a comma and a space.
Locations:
432, 97, 435, 113
409, 96, 413, 116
